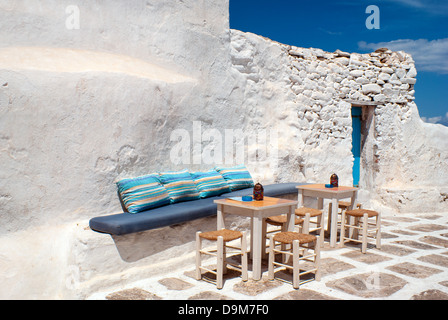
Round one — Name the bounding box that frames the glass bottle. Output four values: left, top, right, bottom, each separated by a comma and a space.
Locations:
330, 173, 339, 187
253, 182, 264, 201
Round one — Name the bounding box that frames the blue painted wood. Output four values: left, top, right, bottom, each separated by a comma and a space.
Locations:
352, 107, 362, 187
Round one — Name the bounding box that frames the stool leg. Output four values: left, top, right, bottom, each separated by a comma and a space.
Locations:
327, 203, 332, 232
376, 214, 381, 249
314, 237, 321, 281
303, 213, 311, 234
223, 240, 228, 275
292, 240, 300, 289
241, 231, 248, 281
280, 220, 289, 263
339, 211, 346, 248
195, 231, 202, 280
217, 236, 224, 289
268, 234, 275, 281
361, 213, 368, 253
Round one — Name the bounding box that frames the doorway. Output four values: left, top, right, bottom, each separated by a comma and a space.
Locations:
351, 107, 362, 187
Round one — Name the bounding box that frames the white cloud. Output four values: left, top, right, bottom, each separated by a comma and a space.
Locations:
421, 116, 442, 124
421, 112, 448, 126
358, 38, 448, 74
387, 0, 425, 8
384, 0, 448, 15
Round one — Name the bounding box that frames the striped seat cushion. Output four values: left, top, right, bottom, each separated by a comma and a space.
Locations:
191, 170, 231, 198
159, 169, 200, 203
215, 164, 254, 191
116, 174, 171, 213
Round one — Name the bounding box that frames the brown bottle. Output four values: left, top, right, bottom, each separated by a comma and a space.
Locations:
253, 182, 264, 201
330, 173, 339, 187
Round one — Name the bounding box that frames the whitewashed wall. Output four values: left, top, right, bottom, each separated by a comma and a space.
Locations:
0, 1, 447, 299
0, 0, 242, 299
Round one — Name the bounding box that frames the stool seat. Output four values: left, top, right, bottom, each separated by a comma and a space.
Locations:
199, 229, 242, 242
266, 215, 304, 226
338, 201, 351, 208
345, 209, 378, 218
338, 201, 362, 209
295, 207, 322, 217
273, 231, 316, 245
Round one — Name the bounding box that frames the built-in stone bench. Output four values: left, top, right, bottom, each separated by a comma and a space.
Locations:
89, 182, 305, 235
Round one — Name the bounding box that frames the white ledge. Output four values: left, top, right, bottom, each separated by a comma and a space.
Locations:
0, 47, 196, 84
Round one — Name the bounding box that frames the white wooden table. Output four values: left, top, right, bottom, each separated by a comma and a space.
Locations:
214, 196, 298, 281
296, 184, 358, 248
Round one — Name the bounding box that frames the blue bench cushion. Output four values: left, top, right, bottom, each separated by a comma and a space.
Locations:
89, 182, 305, 235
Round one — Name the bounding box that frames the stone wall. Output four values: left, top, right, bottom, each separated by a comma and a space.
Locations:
230, 29, 448, 214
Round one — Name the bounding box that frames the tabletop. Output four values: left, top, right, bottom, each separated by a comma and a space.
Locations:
214, 196, 297, 210
296, 184, 358, 193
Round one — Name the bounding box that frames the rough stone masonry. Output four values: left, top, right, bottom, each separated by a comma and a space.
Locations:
229, 29, 448, 214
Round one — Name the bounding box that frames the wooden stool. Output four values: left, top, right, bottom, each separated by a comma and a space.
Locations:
268, 232, 321, 289
196, 229, 248, 289
338, 201, 362, 211
263, 215, 304, 258
295, 207, 324, 246
266, 215, 304, 233
327, 201, 362, 239
340, 209, 381, 253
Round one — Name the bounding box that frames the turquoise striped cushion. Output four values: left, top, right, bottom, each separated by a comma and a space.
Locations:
159, 169, 200, 203
116, 174, 171, 213
191, 170, 231, 198
215, 164, 254, 191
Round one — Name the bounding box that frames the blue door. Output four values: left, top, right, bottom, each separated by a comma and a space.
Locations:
351, 107, 362, 187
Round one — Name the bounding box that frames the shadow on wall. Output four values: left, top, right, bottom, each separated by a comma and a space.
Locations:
109, 215, 245, 263
110, 220, 204, 262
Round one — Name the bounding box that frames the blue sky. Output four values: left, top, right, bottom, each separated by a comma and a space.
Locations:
230, 0, 448, 126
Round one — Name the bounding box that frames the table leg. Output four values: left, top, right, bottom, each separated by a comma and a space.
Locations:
329, 198, 338, 247
349, 191, 358, 210
249, 217, 254, 260
317, 197, 324, 210
297, 189, 304, 208
286, 205, 295, 232
252, 215, 263, 281
261, 218, 267, 259
217, 204, 225, 230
